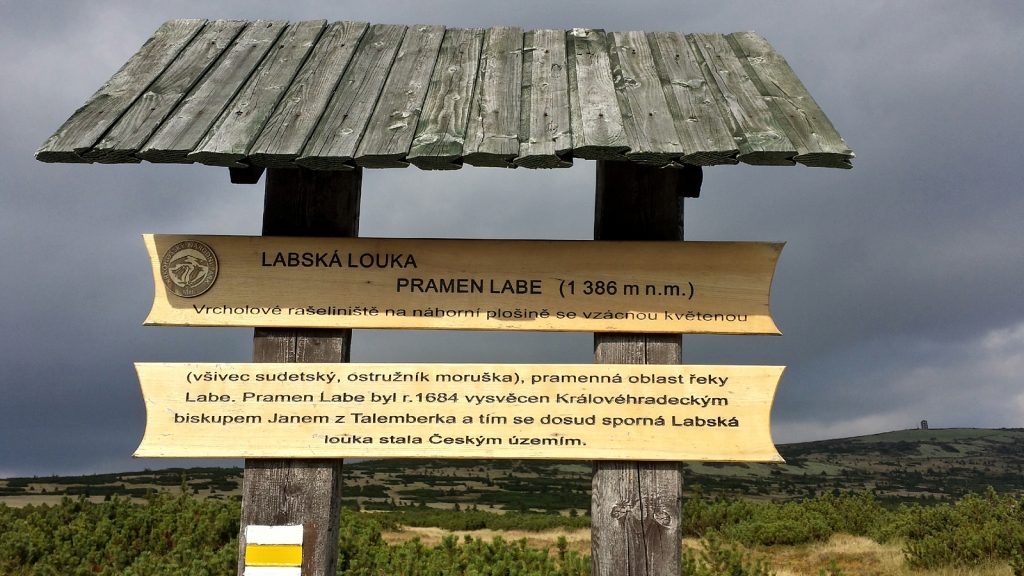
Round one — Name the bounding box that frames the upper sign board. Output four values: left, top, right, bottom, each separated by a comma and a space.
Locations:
145, 235, 782, 334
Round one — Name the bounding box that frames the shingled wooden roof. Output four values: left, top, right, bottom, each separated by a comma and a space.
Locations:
36, 19, 853, 170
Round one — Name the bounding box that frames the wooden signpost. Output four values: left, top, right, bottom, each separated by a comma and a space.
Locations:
135, 362, 783, 461
39, 19, 855, 576
144, 234, 782, 333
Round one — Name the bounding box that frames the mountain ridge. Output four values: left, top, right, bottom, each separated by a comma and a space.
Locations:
3, 427, 1022, 509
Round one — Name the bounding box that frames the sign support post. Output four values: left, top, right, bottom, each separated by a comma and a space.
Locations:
592, 161, 700, 576
236, 167, 361, 576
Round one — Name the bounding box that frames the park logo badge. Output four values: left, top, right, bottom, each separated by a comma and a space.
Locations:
160, 240, 218, 298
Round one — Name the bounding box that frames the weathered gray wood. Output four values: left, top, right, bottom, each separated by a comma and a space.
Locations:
36, 19, 207, 163
139, 20, 288, 163
237, 460, 343, 576
83, 20, 245, 164
237, 167, 361, 576
728, 32, 853, 169
296, 24, 406, 171
647, 32, 738, 166
515, 29, 572, 168
592, 461, 684, 576
188, 21, 327, 167
463, 27, 523, 167
247, 21, 369, 168
592, 160, 696, 576
567, 29, 630, 160
354, 25, 445, 168
608, 31, 684, 166
688, 33, 796, 166
40, 20, 854, 172
407, 28, 485, 170
262, 168, 362, 236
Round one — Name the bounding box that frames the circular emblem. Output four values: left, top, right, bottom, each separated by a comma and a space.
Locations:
160, 240, 218, 298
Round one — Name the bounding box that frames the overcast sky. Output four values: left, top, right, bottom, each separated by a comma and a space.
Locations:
2, 1, 1022, 477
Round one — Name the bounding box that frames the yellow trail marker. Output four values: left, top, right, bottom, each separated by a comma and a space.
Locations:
245, 545, 303, 567
244, 525, 302, 575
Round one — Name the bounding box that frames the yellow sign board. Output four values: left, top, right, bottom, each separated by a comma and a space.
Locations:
144, 235, 782, 334
135, 363, 784, 462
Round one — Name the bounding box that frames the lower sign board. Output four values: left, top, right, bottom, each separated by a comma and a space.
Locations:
135, 363, 784, 462
144, 235, 782, 334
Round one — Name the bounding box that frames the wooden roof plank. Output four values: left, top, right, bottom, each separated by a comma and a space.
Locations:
83, 20, 246, 164
187, 21, 328, 167
139, 20, 289, 163
515, 29, 573, 169
688, 33, 796, 165
35, 19, 207, 163
566, 28, 630, 160
647, 31, 738, 166
728, 32, 853, 169
296, 24, 407, 171
609, 30, 684, 166
407, 28, 485, 170
463, 27, 523, 168
38, 20, 854, 171
354, 25, 446, 168
246, 21, 369, 168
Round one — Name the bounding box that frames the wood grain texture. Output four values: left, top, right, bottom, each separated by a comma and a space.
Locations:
237, 460, 343, 576
188, 21, 328, 167
143, 235, 780, 334
140, 21, 288, 163
296, 24, 406, 170
647, 32, 738, 166
236, 167, 361, 576
728, 32, 853, 169
592, 160, 697, 576
136, 362, 784, 460
262, 168, 363, 237
592, 461, 683, 576
515, 30, 572, 168
688, 33, 796, 166
38, 20, 854, 171
463, 27, 523, 167
83, 21, 245, 163
35, 19, 207, 163
567, 29, 629, 160
247, 21, 369, 168
354, 25, 446, 168
594, 161, 695, 245
407, 28, 484, 170
608, 31, 684, 166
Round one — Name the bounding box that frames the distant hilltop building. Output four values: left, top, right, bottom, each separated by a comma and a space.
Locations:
920, 420, 929, 430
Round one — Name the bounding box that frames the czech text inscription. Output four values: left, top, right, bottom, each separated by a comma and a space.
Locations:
144, 236, 782, 334
135, 363, 784, 462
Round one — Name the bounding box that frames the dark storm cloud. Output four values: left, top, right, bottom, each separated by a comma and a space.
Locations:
2, 1, 1022, 475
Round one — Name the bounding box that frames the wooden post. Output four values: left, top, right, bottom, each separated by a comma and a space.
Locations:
236, 167, 362, 576
591, 161, 700, 576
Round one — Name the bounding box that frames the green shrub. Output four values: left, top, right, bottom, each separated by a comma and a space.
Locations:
376, 507, 589, 532
0, 493, 238, 576
684, 490, 894, 547
4, 486, 1024, 574
682, 534, 774, 576
900, 488, 1024, 568
336, 510, 588, 575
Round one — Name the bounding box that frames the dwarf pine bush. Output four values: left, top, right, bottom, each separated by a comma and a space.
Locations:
2, 487, 1023, 574
900, 488, 1024, 568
